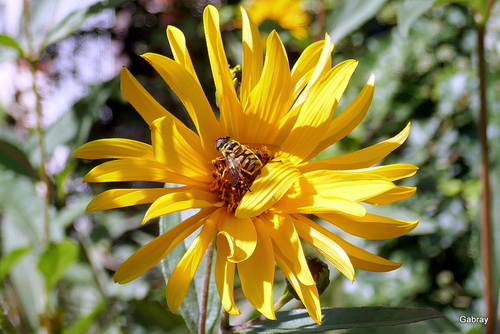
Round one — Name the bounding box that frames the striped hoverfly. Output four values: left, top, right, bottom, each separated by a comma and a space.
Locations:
215, 136, 273, 189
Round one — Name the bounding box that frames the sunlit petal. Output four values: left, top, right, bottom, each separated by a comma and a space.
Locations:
141, 52, 222, 152
292, 214, 355, 281
215, 236, 240, 315
238, 218, 276, 320
86, 187, 188, 212
142, 188, 221, 224
73, 138, 154, 160
114, 208, 215, 284
166, 213, 219, 312
236, 158, 301, 218
151, 116, 212, 181
317, 212, 419, 240
217, 211, 257, 263
240, 7, 263, 107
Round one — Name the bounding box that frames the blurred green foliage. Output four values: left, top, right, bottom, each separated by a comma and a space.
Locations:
1, 0, 498, 333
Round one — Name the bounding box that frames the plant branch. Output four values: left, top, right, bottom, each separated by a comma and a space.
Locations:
199, 240, 215, 334
476, 21, 495, 334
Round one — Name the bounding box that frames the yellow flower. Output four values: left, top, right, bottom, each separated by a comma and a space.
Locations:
74, 5, 418, 324
240, 0, 311, 39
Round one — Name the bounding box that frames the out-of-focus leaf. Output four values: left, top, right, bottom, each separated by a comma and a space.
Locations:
237, 307, 443, 333
26, 77, 120, 164
44, 0, 127, 48
326, 0, 388, 43
0, 247, 31, 280
396, 0, 436, 37
0, 172, 45, 248
0, 34, 24, 56
62, 300, 106, 334
37, 239, 79, 291
0, 139, 39, 180
52, 196, 90, 230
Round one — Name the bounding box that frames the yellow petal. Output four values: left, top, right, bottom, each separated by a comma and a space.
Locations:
294, 214, 401, 272
83, 159, 204, 187
166, 25, 199, 84
86, 187, 188, 212
290, 41, 326, 100
261, 213, 315, 286
274, 252, 322, 324
142, 188, 221, 224
120, 67, 170, 125
203, 5, 242, 137
318, 163, 418, 181
73, 138, 154, 160
304, 73, 375, 161
239, 31, 292, 145
166, 213, 219, 312
236, 158, 301, 219
114, 207, 215, 284
279, 60, 358, 165
151, 116, 211, 182
238, 218, 276, 320
215, 236, 240, 315
141, 52, 222, 153
217, 212, 257, 263
364, 186, 417, 205
272, 177, 366, 216
301, 170, 395, 202
240, 7, 263, 107
300, 123, 411, 171
290, 37, 333, 111
317, 212, 419, 240
292, 214, 355, 282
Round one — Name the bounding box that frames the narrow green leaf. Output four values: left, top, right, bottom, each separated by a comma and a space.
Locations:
396, 0, 436, 38
0, 34, 24, 56
237, 307, 444, 333
0, 139, 39, 180
37, 240, 79, 291
327, 0, 388, 43
0, 247, 31, 280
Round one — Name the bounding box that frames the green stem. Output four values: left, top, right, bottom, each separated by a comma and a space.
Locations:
30, 60, 51, 247
228, 293, 293, 332
476, 22, 495, 334
199, 240, 215, 334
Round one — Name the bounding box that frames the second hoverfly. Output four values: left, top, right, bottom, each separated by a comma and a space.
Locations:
216, 136, 268, 189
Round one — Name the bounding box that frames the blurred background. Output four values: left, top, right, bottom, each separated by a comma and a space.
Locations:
1, 0, 499, 333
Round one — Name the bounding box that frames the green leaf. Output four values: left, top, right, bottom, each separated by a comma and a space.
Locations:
0, 34, 24, 56
396, 0, 436, 38
44, 0, 127, 48
37, 240, 79, 291
0, 138, 39, 180
62, 300, 106, 334
236, 307, 444, 333
326, 0, 388, 43
160, 209, 221, 334
0, 247, 31, 280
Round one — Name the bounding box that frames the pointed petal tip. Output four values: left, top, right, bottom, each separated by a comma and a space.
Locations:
368, 72, 375, 85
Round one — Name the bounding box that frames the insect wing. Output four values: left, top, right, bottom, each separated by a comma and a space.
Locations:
225, 154, 243, 187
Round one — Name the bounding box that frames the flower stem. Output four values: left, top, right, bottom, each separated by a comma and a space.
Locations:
476, 21, 495, 334
228, 293, 293, 332
199, 240, 215, 334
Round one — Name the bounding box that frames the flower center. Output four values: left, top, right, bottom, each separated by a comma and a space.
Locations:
210, 138, 274, 212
